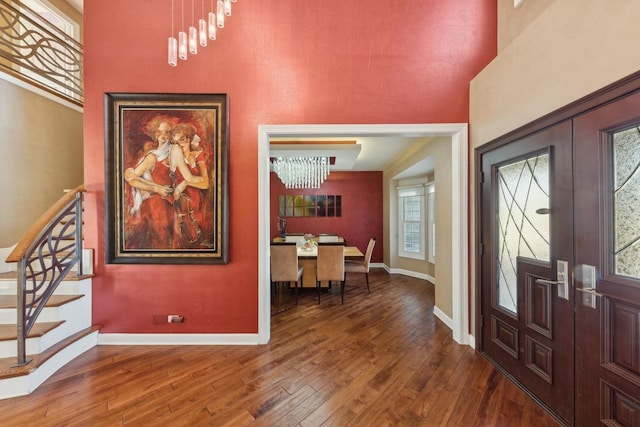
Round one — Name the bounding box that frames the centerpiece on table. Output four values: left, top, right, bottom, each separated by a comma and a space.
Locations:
297, 234, 317, 252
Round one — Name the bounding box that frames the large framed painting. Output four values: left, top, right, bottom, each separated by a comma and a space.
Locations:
104, 93, 229, 264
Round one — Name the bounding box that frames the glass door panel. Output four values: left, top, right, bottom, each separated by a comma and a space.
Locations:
613, 127, 640, 279
497, 153, 551, 313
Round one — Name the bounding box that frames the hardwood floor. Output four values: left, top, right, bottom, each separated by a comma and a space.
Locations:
1, 270, 560, 426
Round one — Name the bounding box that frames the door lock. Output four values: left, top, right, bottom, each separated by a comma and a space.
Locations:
536, 260, 569, 300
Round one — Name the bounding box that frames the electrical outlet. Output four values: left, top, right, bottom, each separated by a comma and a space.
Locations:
153, 314, 184, 324
167, 314, 184, 323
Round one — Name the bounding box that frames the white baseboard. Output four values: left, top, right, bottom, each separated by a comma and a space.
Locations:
386, 266, 435, 284
98, 333, 261, 346
433, 306, 453, 330
434, 307, 475, 348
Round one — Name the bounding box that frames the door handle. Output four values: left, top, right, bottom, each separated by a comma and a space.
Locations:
575, 287, 603, 296
536, 279, 564, 285
574, 264, 599, 309
535, 260, 569, 300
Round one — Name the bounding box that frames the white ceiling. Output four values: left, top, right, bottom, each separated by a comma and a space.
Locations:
270, 136, 431, 177
270, 143, 363, 169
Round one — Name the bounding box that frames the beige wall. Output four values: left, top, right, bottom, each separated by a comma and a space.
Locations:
472, 0, 640, 146
0, 79, 83, 246
469, 0, 640, 335
384, 137, 453, 318
497, 0, 553, 53
0, 1, 84, 247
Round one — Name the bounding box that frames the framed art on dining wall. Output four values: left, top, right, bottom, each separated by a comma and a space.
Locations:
104, 93, 229, 264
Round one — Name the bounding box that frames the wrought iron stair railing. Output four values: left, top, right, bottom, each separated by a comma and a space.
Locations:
5, 185, 85, 366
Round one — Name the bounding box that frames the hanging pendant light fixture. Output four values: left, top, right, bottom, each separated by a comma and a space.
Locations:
216, 0, 225, 28
198, 0, 207, 47
178, 0, 188, 60
168, 0, 240, 66
189, 0, 198, 54
208, 0, 217, 40
168, 0, 178, 66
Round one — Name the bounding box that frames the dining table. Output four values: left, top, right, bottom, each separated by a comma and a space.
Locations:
296, 246, 364, 258
296, 245, 364, 288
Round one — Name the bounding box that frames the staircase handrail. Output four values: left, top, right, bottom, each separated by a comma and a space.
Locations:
5, 185, 85, 366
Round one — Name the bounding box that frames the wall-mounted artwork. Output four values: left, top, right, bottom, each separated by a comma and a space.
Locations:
104, 93, 229, 264
278, 195, 341, 217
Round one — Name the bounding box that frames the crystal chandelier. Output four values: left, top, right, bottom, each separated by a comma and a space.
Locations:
168, 0, 237, 67
272, 157, 331, 189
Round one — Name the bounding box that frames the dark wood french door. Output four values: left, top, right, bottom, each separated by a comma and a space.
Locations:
478, 89, 640, 425
573, 90, 640, 426
479, 121, 575, 424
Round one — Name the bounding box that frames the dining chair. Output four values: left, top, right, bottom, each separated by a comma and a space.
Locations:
344, 237, 376, 300
270, 245, 303, 305
284, 233, 304, 243
315, 245, 345, 304
318, 234, 339, 243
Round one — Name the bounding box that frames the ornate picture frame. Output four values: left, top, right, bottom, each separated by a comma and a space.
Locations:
104, 93, 229, 264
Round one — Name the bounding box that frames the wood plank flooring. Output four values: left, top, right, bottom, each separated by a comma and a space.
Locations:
0, 270, 560, 426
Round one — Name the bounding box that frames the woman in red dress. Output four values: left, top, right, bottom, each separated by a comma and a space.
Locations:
123, 117, 176, 249
169, 123, 213, 249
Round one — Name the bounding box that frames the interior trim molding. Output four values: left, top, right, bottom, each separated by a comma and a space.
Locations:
258, 123, 470, 346
0, 70, 83, 113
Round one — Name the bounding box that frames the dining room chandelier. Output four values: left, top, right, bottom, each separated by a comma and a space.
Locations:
168, 0, 237, 67
272, 157, 331, 189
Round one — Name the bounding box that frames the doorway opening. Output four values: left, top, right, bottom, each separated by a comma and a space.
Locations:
257, 124, 470, 346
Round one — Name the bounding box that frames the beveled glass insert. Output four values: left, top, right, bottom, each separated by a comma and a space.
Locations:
613, 127, 640, 279
497, 154, 550, 313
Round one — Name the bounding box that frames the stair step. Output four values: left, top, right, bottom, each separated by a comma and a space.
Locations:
0, 325, 99, 380
0, 239, 95, 397
0, 321, 65, 341
0, 278, 92, 297
0, 271, 94, 281
0, 295, 83, 309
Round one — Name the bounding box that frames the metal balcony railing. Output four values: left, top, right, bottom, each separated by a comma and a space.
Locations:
0, 0, 83, 105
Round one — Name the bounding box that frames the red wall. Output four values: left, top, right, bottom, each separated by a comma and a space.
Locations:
83, 0, 496, 333
270, 172, 383, 263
